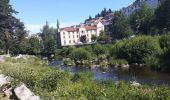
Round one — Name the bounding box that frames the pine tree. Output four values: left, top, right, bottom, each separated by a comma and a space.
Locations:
0, 0, 26, 54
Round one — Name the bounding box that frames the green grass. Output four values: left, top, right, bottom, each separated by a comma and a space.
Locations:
0, 56, 170, 100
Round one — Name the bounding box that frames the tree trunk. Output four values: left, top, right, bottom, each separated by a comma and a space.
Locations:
5, 44, 10, 55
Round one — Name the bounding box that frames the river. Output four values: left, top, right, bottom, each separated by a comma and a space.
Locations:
49, 60, 170, 86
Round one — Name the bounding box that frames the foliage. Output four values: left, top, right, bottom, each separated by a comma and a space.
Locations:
27, 37, 41, 55
70, 48, 91, 63
80, 35, 87, 43
130, 3, 155, 35
97, 30, 111, 43
93, 44, 106, 56
159, 32, 170, 50
160, 48, 170, 71
0, 0, 27, 54
109, 59, 128, 66
0, 57, 170, 99
155, 0, 170, 32
111, 11, 133, 40
91, 34, 97, 42
117, 36, 161, 64
144, 55, 161, 70
63, 58, 75, 66
40, 22, 57, 57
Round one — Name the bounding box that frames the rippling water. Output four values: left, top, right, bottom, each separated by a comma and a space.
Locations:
49, 60, 170, 86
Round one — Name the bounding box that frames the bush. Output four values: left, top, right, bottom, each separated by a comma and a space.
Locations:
110, 40, 126, 58
109, 59, 128, 66
160, 48, 170, 71
93, 44, 106, 56
160, 32, 170, 50
118, 36, 161, 64
70, 48, 91, 63
144, 55, 161, 70
63, 58, 75, 65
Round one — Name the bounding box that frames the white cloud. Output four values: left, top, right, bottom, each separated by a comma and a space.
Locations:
25, 22, 79, 34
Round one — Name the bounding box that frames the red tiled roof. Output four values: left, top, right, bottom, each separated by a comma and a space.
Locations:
63, 27, 79, 32
83, 26, 97, 30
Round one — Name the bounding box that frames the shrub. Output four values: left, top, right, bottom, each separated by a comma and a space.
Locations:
144, 55, 161, 70
63, 58, 75, 65
118, 36, 161, 64
160, 32, 170, 50
93, 44, 106, 56
109, 59, 128, 66
70, 48, 91, 63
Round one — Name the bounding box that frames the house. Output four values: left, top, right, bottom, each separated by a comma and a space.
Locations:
59, 22, 104, 46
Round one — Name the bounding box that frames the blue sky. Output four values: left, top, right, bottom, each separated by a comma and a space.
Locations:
10, 0, 135, 33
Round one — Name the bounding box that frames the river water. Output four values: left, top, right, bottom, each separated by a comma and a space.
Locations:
49, 61, 170, 86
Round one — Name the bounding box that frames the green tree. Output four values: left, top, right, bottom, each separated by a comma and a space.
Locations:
91, 35, 97, 42
80, 35, 87, 43
0, 0, 26, 54
41, 22, 57, 57
130, 3, 155, 35
28, 37, 41, 55
97, 30, 111, 43
155, 0, 170, 32
111, 11, 133, 40
56, 19, 61, 48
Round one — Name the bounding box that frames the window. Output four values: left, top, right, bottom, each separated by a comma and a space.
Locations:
73, 40, 75, 43
63, 32, 65, 35
63, 36, 65, 39
77, 35, 79, 38
69, 36, 70, 38
82, 31, 84, 33
69, 40, 71, 44
64, 40, 66, 45
73, 35, 75, 38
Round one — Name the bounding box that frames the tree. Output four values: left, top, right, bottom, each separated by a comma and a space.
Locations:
91, 35, 97, 42
28, 37, 41, 55
97, 30, 111, 43
85, 15, 93, 22
101, 8, 107, 17
56, 19, 61, 48
80, 35, 87, 43
111, 11, 133, 40
0, 0, 26, 54
155, 0, 170, 32
41, 22, 57, 57
130, 3, 155, 35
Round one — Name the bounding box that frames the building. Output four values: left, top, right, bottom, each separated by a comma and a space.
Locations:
59, 22, 104, 46
122, 0, 158, 16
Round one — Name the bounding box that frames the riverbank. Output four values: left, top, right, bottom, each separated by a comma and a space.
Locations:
54, 35, 170, 73
0, 56, 170, 99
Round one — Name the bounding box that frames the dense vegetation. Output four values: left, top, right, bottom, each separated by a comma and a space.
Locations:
55, 34, 170, 72
0, 0, 170, 99
0, 57, 170, 100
